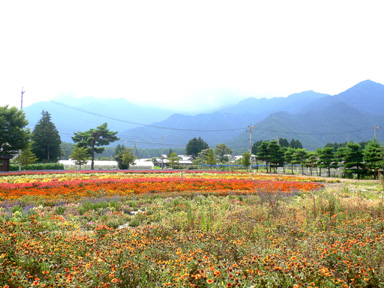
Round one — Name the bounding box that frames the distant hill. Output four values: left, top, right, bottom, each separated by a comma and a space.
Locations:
118, 91, 329, 148
227, 101, 383, 151
300, 80, 384, 115
23, 97, 176, 142
22, 80, 384, 150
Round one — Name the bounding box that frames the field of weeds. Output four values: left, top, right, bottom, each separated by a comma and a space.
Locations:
0, 171, 383, 287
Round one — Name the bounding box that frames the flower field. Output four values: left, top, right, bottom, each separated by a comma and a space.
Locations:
1, 171, 384, 287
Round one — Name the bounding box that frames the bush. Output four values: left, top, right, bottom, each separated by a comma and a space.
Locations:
10, 163, 64, 171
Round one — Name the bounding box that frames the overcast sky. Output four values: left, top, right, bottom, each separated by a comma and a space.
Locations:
1, 0, 383, 113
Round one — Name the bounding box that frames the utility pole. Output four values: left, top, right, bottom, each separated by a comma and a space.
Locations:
277, 136, 280, 145
19, 87, 25, 172
161, 136, 164, 169
246, 123, 255, 154
374, 126, 381, 139
133, 141, 138, 158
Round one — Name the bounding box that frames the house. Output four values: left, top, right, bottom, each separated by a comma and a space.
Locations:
0, 155, 12, 172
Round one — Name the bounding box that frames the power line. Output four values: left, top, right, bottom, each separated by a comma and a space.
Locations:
50, 101, 246, 132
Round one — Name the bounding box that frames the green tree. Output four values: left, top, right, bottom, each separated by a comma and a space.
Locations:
193, 148, 210, 166
206, 148, 217, 169
242, 152, 251, 171
284, 147, 296, 174
113, 144, 128, 169
292, 148, 308, 175
31, 111, 62, 162
215, 144, 232, 163
290, 139, 303, 149
15, 142, 38, 167
317, 147, 337, 177
268, 140, 284, 173
363, 140, 383, 179
72, 123, 119, 170
0, 105, 30, 156
185, 137, 209, 157
251, 140, 264, 155
279, 138, 290, 148
306, 151, 318, 176
168, 152, 180, 169
69, 146, 89, 170
122, 148, 136, 169
343, 142, 365, 179
257, 141, 270, 172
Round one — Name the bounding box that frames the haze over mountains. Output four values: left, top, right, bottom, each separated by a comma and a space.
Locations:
23, 80, 384, 151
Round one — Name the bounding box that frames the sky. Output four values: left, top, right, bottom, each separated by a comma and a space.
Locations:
1, 0, 384, 113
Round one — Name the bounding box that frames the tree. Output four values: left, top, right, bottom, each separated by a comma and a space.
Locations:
122, 148, 136, 169
193, 148, 210, 166
268, 140, 284, 173
206, 148, 217, 169
306, 151, 318, 176
251, 140, 264, 155
168, 152, 180, 169
257, 141, 270, 172
284, 147, 296, 174
343, 142, 365, 179
242, 152, 251, 171
185, 137, 209, 157
290, 139, 303, 149
0, 105, 30, 156
292, 148, 308, 175
69, 146, 89, 170
31, 111, 62, 162
279, 138, 290, 148
317, 147, 337, 177
72, 123, 119, 170
215, 144, 232, 163
113, 144, 128, 169
363, 140, 383, 179
15, 142, 38, 167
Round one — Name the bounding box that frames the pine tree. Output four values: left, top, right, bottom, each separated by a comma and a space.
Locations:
31, 111, 62, 162
72, 123, 119, 170
317, 147, 337, 177
268, 140, 283, 173
363, 140, 383, 179
292, 148, 308, 175
344, 142, 365, 179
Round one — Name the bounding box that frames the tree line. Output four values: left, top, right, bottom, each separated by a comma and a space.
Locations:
1, 105, 383, 176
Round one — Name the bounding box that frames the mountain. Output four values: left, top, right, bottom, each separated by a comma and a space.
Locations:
118, 91, 329, 148
220, 90, 330, 115
227, 101, 383, 150
300, 80, 384, 115
23, 98, 176, 142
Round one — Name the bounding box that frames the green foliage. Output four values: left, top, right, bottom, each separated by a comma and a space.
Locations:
292, 148, 308, 175
168, 152, 180, 169
205, 148, 217, 169
72, 123, 119, 170
268, 140, 284, 173
0, 105, 30, 156
317, 147, 337, 177
69, 146, 89, 169
343, 142, 365, 179
185, 137, 209, 157
242, 152, 251, 170
363, 140, 384, 179
15, 142, 38, 166
9, 162, 64, 171
289, 139, 303, 149
215, 144, 232, 162
122, 148, 136, 169
31, 111, 62, 162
